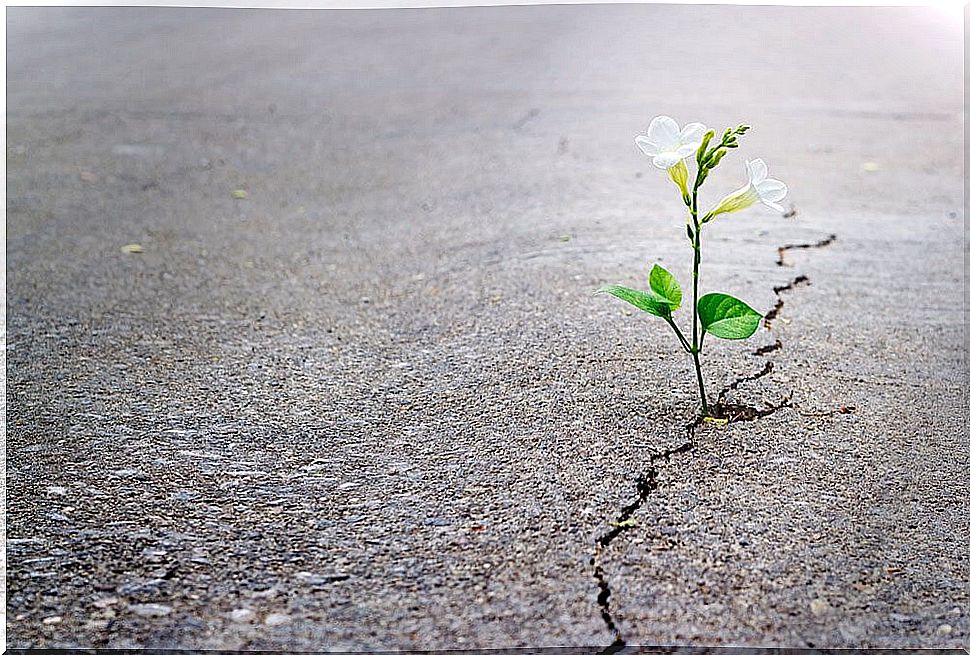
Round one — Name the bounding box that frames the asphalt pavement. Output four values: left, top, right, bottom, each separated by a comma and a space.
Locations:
5, 5, 967, 650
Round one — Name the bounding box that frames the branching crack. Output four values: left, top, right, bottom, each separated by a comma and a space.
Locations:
796, 404, 856, 417
589, 469, 661, 652
753, 339, 782, 356
763, 275, 810, 330
592, 564, 621, 637
776, 233, 836, 266
715, 361, 774, 407
588, 232, 837, 651
710, 393, 793, 423
596, 470, 659, 550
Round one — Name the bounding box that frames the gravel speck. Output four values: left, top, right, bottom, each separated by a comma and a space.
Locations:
128, 603, 173, 618
229, 608, 257, 623
92, 597, 120, 609
295, 572, 350, 586
264, 612, 293, 627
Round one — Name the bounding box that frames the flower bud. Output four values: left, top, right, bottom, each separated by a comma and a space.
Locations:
667, 159, 690, 198
695, 129, 716, 165
708, 184, 760, 219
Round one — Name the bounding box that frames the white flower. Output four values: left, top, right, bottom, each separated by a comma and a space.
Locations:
707, 158, 788, 219
635, 116, 708, 169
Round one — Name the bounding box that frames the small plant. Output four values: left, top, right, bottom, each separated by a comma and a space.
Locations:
597, 116, 788, 417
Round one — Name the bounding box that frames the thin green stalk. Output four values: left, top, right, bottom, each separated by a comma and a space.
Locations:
691, 348, 709, 417
689, 187, 710, 416
666, 317, 691, 353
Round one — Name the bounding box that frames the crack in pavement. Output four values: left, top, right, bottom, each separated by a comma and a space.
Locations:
588, 232, 837, 652
776, 233, 836, 266
796, 404, 857, 418
763, 275, 811, 330
761, 234, 837, 345
715, 361, 775, 407
752, 340, 782, 356
512, 107, 541, 130
589, 449, 690, 653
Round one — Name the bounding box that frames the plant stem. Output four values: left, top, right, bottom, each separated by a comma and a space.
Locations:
689, 188, 711, 417
666, 317, 691, 353
691, 346, 709, 417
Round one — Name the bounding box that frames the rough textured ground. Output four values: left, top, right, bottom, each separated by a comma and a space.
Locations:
5, 4, 967, 651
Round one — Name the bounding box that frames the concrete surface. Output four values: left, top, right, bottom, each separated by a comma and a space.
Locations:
5, 4, 967, 651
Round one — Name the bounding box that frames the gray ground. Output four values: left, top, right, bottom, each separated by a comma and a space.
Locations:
4, 4, 967, 651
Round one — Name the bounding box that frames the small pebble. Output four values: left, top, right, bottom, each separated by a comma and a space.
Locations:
42, 616, 63, 625
264, 612, 292, 627
110, 468, 148, 480
230, 608, 256, 623
936, 624, 953, 637
295, 571, 349, 586
250, 587, 278, 599
141, 547, 168, 561
129, 603, 173, 618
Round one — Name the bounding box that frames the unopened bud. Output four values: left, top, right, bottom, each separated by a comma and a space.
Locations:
696, 129, 716, 165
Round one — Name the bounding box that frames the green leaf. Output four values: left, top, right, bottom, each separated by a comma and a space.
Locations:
648, 264, 682, 310
697, 293, 762, 340
596, 285, 670, 319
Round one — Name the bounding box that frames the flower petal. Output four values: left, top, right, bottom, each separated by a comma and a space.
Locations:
762, 199, 786, 212
635, 135, 659, 156
756, 178, 788, 203
746, 158, 768, 184
675, 143, 699, 158
710, 184, 759, 216
679, 122, 707, 144
667, 159, 690, 196
653, 151, 685, 169
648, 115, 681, 150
